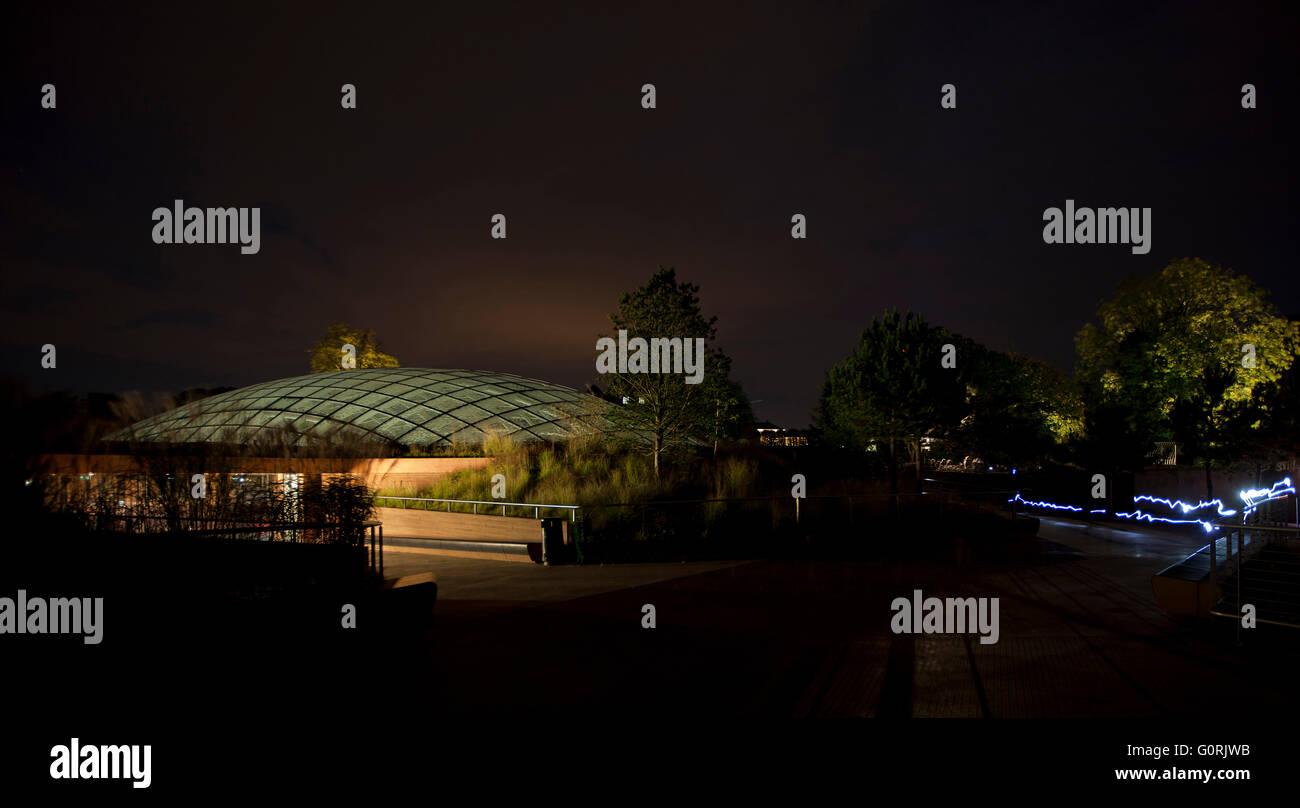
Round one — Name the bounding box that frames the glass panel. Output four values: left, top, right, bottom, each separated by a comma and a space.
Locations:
503, 407, 553, 429
330, 388, 367, 402
446, 404, 493, 424
352, 409, 393, 431
375, 396, 413, 416
330, 403, 368, 423
396, 404, 440, 425
425, 395, 466, 412
375, 417, 418, 441
475, 415, 524, 436
309, 400, 345, 417
399, 387, 435, 404
425, 415, 469, 437
447, 426, 487, 444
354, 392, 390, 409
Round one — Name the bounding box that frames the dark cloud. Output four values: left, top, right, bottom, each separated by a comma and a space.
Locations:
3, 0, 1296, 425
111, 308, 222, 331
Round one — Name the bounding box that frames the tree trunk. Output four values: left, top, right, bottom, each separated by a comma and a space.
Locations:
914, 438, 924, 494
888, 436, 899, 496
713, 397, 720, 459
1203, 412, 1214, 501
653, 435, 661, 480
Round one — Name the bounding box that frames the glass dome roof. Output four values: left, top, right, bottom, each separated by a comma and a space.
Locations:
110, 368, 609, 448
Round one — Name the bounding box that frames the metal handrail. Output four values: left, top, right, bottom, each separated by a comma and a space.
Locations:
1205, 519, 1300, 634
1208, 522, 1300, 533
374, 495, 581, 521
372, 488, 1020, 522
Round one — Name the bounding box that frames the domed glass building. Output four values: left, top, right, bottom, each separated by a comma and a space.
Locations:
110, 368, 609, 448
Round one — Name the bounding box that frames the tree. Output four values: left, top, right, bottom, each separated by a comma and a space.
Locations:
1228, 343, 1300, 481
308, 323, 400, 373
815, 310, 964, 494
710, 375, 755, 456
818, 312, 1080, 490
1075, 258, 1298, 470
952, 347, 1081, 469
1010, 354, 1085, 448
598, 268, 748, 478
1171, 363, 1256, 498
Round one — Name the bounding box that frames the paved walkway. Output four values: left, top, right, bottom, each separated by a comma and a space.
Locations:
382, 518, 1299, 716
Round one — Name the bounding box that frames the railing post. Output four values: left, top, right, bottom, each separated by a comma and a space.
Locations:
1235, 527, 1242, 646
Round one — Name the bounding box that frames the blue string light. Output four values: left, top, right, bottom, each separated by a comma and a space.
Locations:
1131, 494, 1237, 517
1008, 476, 1294, 532
1240, 478, 1295, 516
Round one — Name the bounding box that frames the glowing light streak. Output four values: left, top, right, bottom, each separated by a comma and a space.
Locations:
1240, 478, 1294, 516
1113, 509, 1217, 532
1007, 494, 1082, 512
1131, 494, 1237, 517
1009, 477, 1294, 532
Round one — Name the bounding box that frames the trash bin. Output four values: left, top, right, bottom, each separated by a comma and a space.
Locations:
540, 518, 570, 565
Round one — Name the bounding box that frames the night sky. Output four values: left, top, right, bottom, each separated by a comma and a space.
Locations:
5, 1, 1297, 427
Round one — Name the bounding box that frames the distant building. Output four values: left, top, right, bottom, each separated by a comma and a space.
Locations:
1150, 442, 1180, 466
755, 421, 808, 447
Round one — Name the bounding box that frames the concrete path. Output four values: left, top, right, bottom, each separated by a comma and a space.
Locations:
381, 518, 1299, 716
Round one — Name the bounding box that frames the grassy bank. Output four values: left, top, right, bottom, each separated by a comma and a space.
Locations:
375, 436, 1030, 563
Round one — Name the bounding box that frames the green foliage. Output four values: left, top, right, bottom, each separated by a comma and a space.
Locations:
1075, 258, 1298, 471
1170, 363, 1257, 496
384, 436, 668, 517
303, 475, 377, 544
1076, 258, 1298, 427
404, 442, 486, 458
817, 310, 959, 445
308, 323, 400, 373
713, 456, 758, 500
1252, 359, 1300, 462
953, 348, 1081, 467
598, 268, 754, 476
817, 310, 1083, 479
815, 310, 965, 489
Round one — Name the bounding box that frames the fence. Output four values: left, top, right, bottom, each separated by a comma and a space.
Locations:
68, 513, 386, 571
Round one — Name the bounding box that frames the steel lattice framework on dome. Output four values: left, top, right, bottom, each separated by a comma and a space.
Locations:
110, 368, 610, 448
